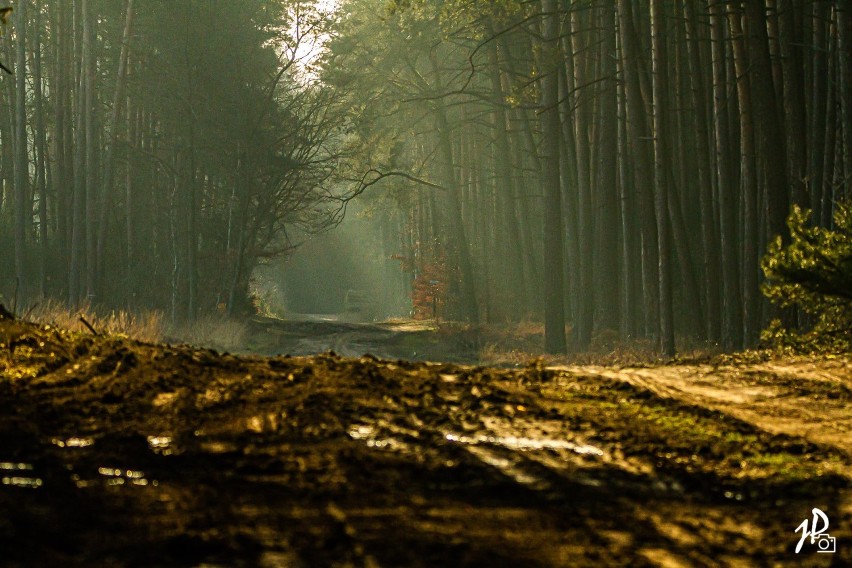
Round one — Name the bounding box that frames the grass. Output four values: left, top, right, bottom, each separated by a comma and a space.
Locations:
535, 375, 849, 486
596, 397, 848, 483
26, 299, 164, 343
24, 298, 246, 352
167, 313, 247, 352
476, 318, 724, 367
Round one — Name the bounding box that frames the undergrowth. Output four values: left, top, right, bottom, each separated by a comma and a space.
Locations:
23, 299, 246, 352
26, 299, 164, 343
476, 319, 724, 367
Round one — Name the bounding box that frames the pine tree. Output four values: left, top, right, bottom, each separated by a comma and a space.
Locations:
762, 199, 852, 351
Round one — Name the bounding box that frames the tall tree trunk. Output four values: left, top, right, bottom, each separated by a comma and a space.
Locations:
837, 1, 852, 188
34, 0, 49, 298
594, 1, 621, 334
83, 0, 97, 301
63, 0, 76, 283
809, 1, 830, 214
557, 23, 581, 328
710, 1, 743, 349
744, 0, 790, 242
650, 0, 675, 355
685, 0, 722, 341
126, 83, 139, 284
98, 0, 135, 294
435, 117, 478, 324
541, 0, 567, 353
568, 6, 594, 349
820, 33, 837, 229
429, 53, 479, 325
728, 5, 761, 345
70, 0, 86, 306
486, 22, 526, 319
778, 0, 808, 208
615, 34, 640, 339
53, 0, 70, 290
617, 0, 660, 340
0, 73, 13, 235
13, 0, 28, 305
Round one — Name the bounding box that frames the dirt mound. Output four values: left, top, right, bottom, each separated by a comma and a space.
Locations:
0, 317, 849, 566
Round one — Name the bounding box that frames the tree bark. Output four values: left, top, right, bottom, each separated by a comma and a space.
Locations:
429, 52, 479, 325
820, 33, 837, 229
710, 1, 744, 348
13, 0, 28, 304
83, 0, 97, 301
685, 0, 722, 341
34, 0, 49, 298
568, 6, 594, 349
836, 1, 852, 189
615, 31, 640, 339
650, 0, 675, 356
486, 22, 526, 318
744, 0, 790, 242
541, 0, 567, 354
778, 0, 808, 208
98, 0, 135, 294
595, 2, 621, 334
617, 0, 660, 340
809, 1, 830, 215
728, 5, 761, 345
70, 0, 86, 306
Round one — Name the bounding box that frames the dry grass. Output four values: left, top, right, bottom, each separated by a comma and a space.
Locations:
477, 320, 724, 367
26, 299, 165, 343
25, 299, 247, 352
167, 314, 247, 353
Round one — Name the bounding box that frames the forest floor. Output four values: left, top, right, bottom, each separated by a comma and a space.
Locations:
0, 314, 850, 567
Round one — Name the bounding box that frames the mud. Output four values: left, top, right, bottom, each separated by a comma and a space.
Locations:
245, 316, 479, 362
1, 317, 850, 566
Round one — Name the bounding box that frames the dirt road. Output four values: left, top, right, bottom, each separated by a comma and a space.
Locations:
1, 317, 849, 566
246, 316, 478, 362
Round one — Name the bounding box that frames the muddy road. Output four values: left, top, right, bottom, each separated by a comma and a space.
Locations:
245, 316, 479, 362
1, 317, 850, 566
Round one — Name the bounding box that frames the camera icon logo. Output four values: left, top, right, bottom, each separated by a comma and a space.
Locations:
814, 534, 836, 554
795, 508, 837, 554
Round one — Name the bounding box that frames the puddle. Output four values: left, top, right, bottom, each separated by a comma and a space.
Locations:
200, 440, 239, 454
97, 466, 156, 487
348, 425, 407, 451
461, 444, 544, 487
51, 437, 94, 448
444, 433, 604, 457
0, 462, 34, 471
348, 425, 375, 440
2, 476, 43, 489
1, 462, 42, 489
147, 435, 174, 455
246, 414, 281, 434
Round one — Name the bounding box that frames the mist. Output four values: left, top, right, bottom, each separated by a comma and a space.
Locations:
1, 2, 850, 565
0, 0, 848, 359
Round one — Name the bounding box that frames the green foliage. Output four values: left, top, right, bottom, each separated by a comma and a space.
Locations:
761, 199, 852, 351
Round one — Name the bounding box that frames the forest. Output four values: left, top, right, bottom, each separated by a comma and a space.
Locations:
0, 0, 850, 356
1, 1, 851, 565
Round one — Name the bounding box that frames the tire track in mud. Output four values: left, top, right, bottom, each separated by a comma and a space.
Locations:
547, 361, 852, 456
342, 366, 682, 510
2, 317, 851, 566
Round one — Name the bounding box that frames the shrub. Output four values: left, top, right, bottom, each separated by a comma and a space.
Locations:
761, 199, 852, 352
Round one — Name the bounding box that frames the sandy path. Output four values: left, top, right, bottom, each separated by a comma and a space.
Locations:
546, 358, 852, 456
